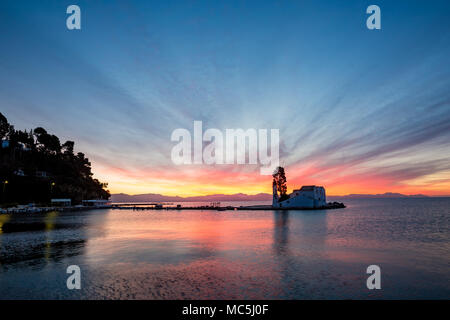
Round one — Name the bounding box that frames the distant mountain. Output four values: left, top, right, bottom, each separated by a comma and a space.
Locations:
111, 191, 432, 203
111, 193, 184, 203
329, 192, 429, 199
110, 192, 272, 203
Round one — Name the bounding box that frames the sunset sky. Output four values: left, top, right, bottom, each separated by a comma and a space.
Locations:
1, 0, 450, 196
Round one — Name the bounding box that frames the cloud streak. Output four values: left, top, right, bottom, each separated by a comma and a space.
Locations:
1, 0, 450, 195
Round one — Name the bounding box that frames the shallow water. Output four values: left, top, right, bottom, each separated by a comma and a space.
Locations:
0, 198, 449, 299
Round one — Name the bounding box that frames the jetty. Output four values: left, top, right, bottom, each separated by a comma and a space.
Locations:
110, 202, 345, 211
0, 202, 345, 214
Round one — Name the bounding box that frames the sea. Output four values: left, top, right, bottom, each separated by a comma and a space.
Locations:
0, 198, 449, 299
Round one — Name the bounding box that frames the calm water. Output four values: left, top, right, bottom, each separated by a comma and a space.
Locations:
0, 198, 449, 299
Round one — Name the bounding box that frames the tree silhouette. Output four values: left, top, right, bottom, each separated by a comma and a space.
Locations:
0, 112, 110, 205
273, 166, 289, 201
0, 113, 13, 141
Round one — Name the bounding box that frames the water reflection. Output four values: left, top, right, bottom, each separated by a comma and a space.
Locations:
44, 211, 58, 262
0, 211, 101, 271
0, 214, 11, 234
273, 211, 290, 256
84, 211, 274, 266
1, 199, 449, 299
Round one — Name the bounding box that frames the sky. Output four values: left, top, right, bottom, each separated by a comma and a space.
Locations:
1, 0, 450, 196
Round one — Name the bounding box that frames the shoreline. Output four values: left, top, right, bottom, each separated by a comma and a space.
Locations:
0, 205, 112, 214
1, 202, 346, 214
111, 202, 346, 211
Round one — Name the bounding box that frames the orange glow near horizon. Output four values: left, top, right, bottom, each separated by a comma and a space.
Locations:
92, 161, 450, 197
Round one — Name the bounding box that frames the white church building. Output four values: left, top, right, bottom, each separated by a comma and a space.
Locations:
272, 182, 327, 209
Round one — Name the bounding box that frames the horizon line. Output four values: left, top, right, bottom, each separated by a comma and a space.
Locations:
111, 191, 450, 198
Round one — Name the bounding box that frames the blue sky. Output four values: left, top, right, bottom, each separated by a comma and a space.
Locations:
1, 0, 450, 195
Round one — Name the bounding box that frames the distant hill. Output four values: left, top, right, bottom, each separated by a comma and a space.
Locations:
111, 191, 432, 202
329, 192, 429, 199
111, 192, 272, 203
